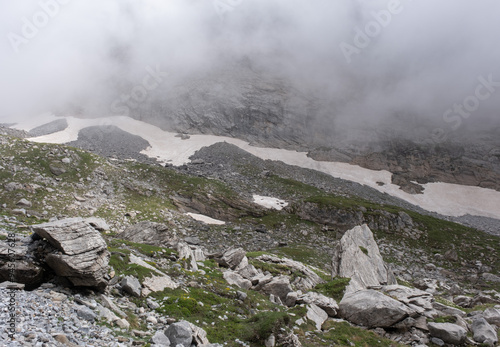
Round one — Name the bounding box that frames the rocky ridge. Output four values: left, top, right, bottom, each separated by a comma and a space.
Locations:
0, 130, 499, 345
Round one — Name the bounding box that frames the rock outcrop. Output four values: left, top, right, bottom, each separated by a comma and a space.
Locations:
331, 224, 396, 294
32, 218, 110, 290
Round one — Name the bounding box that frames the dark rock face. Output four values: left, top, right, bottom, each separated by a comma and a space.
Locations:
350, 140, 500, 193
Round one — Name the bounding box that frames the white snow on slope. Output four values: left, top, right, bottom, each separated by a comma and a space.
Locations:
186, 213, 225, 225
253, 195, 288, 210
13, 114, 500, 220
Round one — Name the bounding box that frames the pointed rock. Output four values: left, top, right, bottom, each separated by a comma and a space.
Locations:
331, 224, 396, 294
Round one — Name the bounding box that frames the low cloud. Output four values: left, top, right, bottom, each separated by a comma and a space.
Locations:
1, 0, 499, 141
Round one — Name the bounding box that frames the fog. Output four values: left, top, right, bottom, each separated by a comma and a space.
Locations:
1, 0, 499, 141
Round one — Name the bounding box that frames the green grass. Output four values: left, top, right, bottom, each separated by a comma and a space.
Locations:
314, 277, 351, 302
107, 239, 177, 258
359, 246, 368, 255
108, 251, 158, 282
430, 315, 456, 323
301, 320, 405, 347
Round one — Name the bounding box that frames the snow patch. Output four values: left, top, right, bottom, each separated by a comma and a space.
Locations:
186, 213, 225, 225
253, 195, 288, 210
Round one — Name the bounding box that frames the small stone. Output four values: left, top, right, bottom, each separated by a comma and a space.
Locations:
75, 305, 96, 322
115, 318, 130, 329
147, 315, 158, 324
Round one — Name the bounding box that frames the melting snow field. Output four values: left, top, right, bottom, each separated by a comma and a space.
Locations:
186, 213, 226, 225
12, 114, 500, 220
253, 195, 289, 210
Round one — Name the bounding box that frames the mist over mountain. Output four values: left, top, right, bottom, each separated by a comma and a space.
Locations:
1, 0, 500, 146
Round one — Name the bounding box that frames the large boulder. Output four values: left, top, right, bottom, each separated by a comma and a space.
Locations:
427, 322, 467, 345
339, 289, 414, 328
331, 224, 396, 294
32, 218, 109, 290
471, 318, 498, 346
165, 321, 193, 347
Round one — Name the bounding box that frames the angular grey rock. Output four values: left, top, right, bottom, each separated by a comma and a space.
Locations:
32, 218, 107, 256
255, 254, 324, 291
176, 242, 200, 271
331, 224, 396, 294
49, 164, 66, 176
96, 304, 119, 323
84, 217, 110, 231
150, 330, 171, 346
297, 291, 339, 317
339, 289, 413, 328
32, 218, 109, 289
223, 271, 252, 290
432, 301, 465, 317
453, 295, 473, 308
260, 276, 293, 301
472, 318, 498, 346
16, 198, 32, 207
236, 290, 247, 301
483, 307, 500, 327
75, 305, 97, 322
165, 321, 193, 347
218, 248, 246, 269
380, 285, 437, 317
306, 304, 328, 330
188, 322, 210, 345
184, 236, 200, 245
285, 291, 298, 307
430, 337, 445, 346
427, 322, 467, 345
121, 276, 142, 297
482, 273, 500, 283
121, 221, 172, 244
237, 263, 259, 280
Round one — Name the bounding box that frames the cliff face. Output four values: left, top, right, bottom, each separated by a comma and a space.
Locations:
117, 65, 500, 192
127, 66, 334, 150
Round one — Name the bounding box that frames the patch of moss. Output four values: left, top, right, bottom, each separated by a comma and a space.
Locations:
359, 246, 368, 255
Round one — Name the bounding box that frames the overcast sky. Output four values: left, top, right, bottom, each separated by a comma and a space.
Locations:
1, 0, 499, 138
